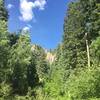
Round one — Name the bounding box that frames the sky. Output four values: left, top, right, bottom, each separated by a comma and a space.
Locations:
5, 0, 70, 50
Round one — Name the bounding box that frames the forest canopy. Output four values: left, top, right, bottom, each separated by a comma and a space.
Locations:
0, 0, 100, 100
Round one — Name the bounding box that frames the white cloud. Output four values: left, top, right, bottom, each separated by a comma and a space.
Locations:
19, 0, 47, 22
22, 24, 32, 32
19, 0, 34, 21
33, 0, 47, 10
23, 26, 30, 31
7, 4, 14, 9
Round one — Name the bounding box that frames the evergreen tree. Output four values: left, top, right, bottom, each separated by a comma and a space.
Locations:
33, 45, 49, 84
59, 0, 100, 71
8, 33, 19, 46
0, 0, 9, 82
0, 0, 8, 21
9, 32, 31, 94
27, 50, 39, 88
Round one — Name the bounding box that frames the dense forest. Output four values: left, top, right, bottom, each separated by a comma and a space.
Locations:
0, 0, 100, 99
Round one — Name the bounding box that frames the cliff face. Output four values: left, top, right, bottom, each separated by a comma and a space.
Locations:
31, 44, 56, 64
45, 51, 56, 64
31, 44, 36, 52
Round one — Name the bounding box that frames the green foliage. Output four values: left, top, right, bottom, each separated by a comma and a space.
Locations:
27, 48, 39, 88
44, 0, 100, 100
32, 45, 50, 83
0, 0, 8, 21
9, 33, 31, 94
65, 67, 100, 99
0, 82, 12, 100
91, 36, 100, 65
0, 0, 9, 82
8, 33, 19, 46
0, 0, 100, 99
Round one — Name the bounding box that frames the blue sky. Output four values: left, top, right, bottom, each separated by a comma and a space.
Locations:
5, 0, 70, 50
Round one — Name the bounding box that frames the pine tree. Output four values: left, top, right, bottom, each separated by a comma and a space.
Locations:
8, 33, 19, 46
34, 45, 49, 84
0, 0, 9, 82
27, 50, 39, 88
0, 0, 8, 21
60, 0, 100, 70
9, 32, 31, 94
